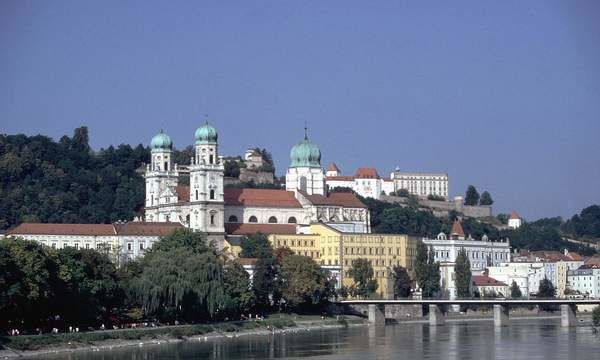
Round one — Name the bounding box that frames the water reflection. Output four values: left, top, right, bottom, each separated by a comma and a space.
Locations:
38, 319, 600, 360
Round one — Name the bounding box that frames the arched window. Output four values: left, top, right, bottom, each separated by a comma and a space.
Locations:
186, 214, 190, 224
210, 189, 215, 200
210, 214, 215, 225
164, 161, 168, 171
249, 216, 258, 223
299, 176, 307, 192
209, 155, 214, 164
268, 216, 278, 223
228, 215, 238, 223
195, 190, 199, 200
288, 216, 297, 224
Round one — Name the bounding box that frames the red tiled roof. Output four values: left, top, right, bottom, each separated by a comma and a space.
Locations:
9, 223, 116, 236
224, 188, 302, 208
472, 275, 507, 287
306, 192, 367, 208
327, 163, 340, 172
177, 185, 190, 203
225, 223, 297, 235
529, 250, 584, 262
326, 176, 355, 181
9, 222, 184, 237
509, 210, 520, 220
356, 167, 380, 179
450, 220, 465, 237
114, 222, 183, 236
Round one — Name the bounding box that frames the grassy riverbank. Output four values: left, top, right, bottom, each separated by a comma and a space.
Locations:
0, 314, 365, 354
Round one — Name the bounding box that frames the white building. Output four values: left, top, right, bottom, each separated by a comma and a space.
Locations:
422, 220, 511, 299
7, 222, 183, 261
325, 166, 394, 200
508, 210, 522, 229
392, 170, 449, 199
144, 123, 371, 247
568, 266, 600, 299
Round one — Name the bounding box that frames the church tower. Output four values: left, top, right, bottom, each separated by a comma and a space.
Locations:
189, 120, 225, 247
144, 130, 179, 221
286, 129, 325, 195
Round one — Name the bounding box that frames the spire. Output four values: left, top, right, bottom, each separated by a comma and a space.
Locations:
450, 219, 465, 239
304, 121, 308, 140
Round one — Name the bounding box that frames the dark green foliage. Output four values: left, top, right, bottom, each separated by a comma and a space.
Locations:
391, 265, 412, 298
502, 222, 595, 256
0, 128, 149, 229
222, 261, 255, 315
537, 278, 555, 298
252, 256, 279, 308
224, 159, 241, 178
426, 248, 441, 297
496, 213, 509, 225
414, 242, 429, 296
172, 146, 194, 166
279, 255, 334, 309
454, 249, 471, 298
427, 194, 445, 201
239, 233, 273, 259
479, 191, 493, 206
464, 185, 480, 206
391, 189, 409, 197
375, 206, 443, 237
510, 281, 522, 298
563, 205, 600, 239
415, 243, 440, 298
329, 186, 355, 193
348, 258, 378, 298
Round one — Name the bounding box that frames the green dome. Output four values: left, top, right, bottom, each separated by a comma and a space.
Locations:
150, 130, 172, 150
195, 122, 218, 144
290, 135, 321, 168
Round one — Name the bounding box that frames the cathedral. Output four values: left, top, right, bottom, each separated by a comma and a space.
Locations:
144, 121, 370, 247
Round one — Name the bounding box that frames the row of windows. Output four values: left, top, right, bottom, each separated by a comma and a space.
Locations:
275, 239, 315, 248
228, 215, 297, 224
194, 189, 216, 200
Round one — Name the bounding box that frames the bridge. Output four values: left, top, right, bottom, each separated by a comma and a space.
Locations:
336, 299, 600, 327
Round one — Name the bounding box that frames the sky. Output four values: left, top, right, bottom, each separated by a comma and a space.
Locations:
1, 1, 599, 221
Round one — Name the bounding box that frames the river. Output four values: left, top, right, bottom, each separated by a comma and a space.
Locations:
38, 318, 600, 359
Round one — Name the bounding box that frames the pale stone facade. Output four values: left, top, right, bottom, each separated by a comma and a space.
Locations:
392, 170, 449, 199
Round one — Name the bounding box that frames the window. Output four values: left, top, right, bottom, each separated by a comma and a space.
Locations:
210, 215, 215, 225
52, 243, 56, 249
74, 243, 79, 250
127, 243, 132, 251
164, 161, 168, 170
288, 217, 297, 224
249, 216, 258, 223
85, 243, 90, 249
195, 190, 199, 200
209, 155, 214, 164
140, 243, 144, 250
210, 189, 215, 200
228, 215, 238, 223
268, 216, 278, 223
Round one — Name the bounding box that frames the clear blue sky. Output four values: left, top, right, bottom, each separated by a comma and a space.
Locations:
1, 1, 599, 221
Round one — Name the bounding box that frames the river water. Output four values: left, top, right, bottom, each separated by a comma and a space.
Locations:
40, 318, 600, 360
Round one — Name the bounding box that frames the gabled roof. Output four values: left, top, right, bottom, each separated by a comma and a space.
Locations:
472, 275, 507, 287
304, 192, 367, 208
224, 188, 302, 208
450, 220, 465, 237
9, 223, 117, 236
225, 223, 297, 235
509, 211, 520, 220
327, 163, 340, 172
114, 222, 183, 236
8, 222, 182, 237
355, 167, 380, 179
176, 185, 190, 203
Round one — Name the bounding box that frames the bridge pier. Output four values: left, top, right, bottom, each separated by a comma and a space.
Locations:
429, 304, 445, 326
493, 304, 510, 327
368, 304, 385, 325
561, 304, 577, 327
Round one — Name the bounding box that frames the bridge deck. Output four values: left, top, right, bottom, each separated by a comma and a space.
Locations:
338, 299, 600, 306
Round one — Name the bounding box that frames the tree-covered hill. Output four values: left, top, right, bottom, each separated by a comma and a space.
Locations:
0, 127, 149, 230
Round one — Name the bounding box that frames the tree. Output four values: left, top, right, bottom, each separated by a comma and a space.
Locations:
278, 255, 334, 309
224, 159, 241, 178
222, 261, 255, 315
479, 191, 494, 206
454, 248, 471, 298
510, 281, 522, 299
415, 242, 429, 296
252, 256, 279, 309
464, 185, 480, 206
426, 247, 441, 298
391, 265, 412, 298
348, 258, 378, 298
537, 278, 556, 298
497, 213, 509, 225
240, 233, 273, 259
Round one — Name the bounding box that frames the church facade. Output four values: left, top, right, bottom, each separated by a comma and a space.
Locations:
143, 122, 370, 247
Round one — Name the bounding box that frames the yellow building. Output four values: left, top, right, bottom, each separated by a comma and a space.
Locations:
269, 223, 418, 298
